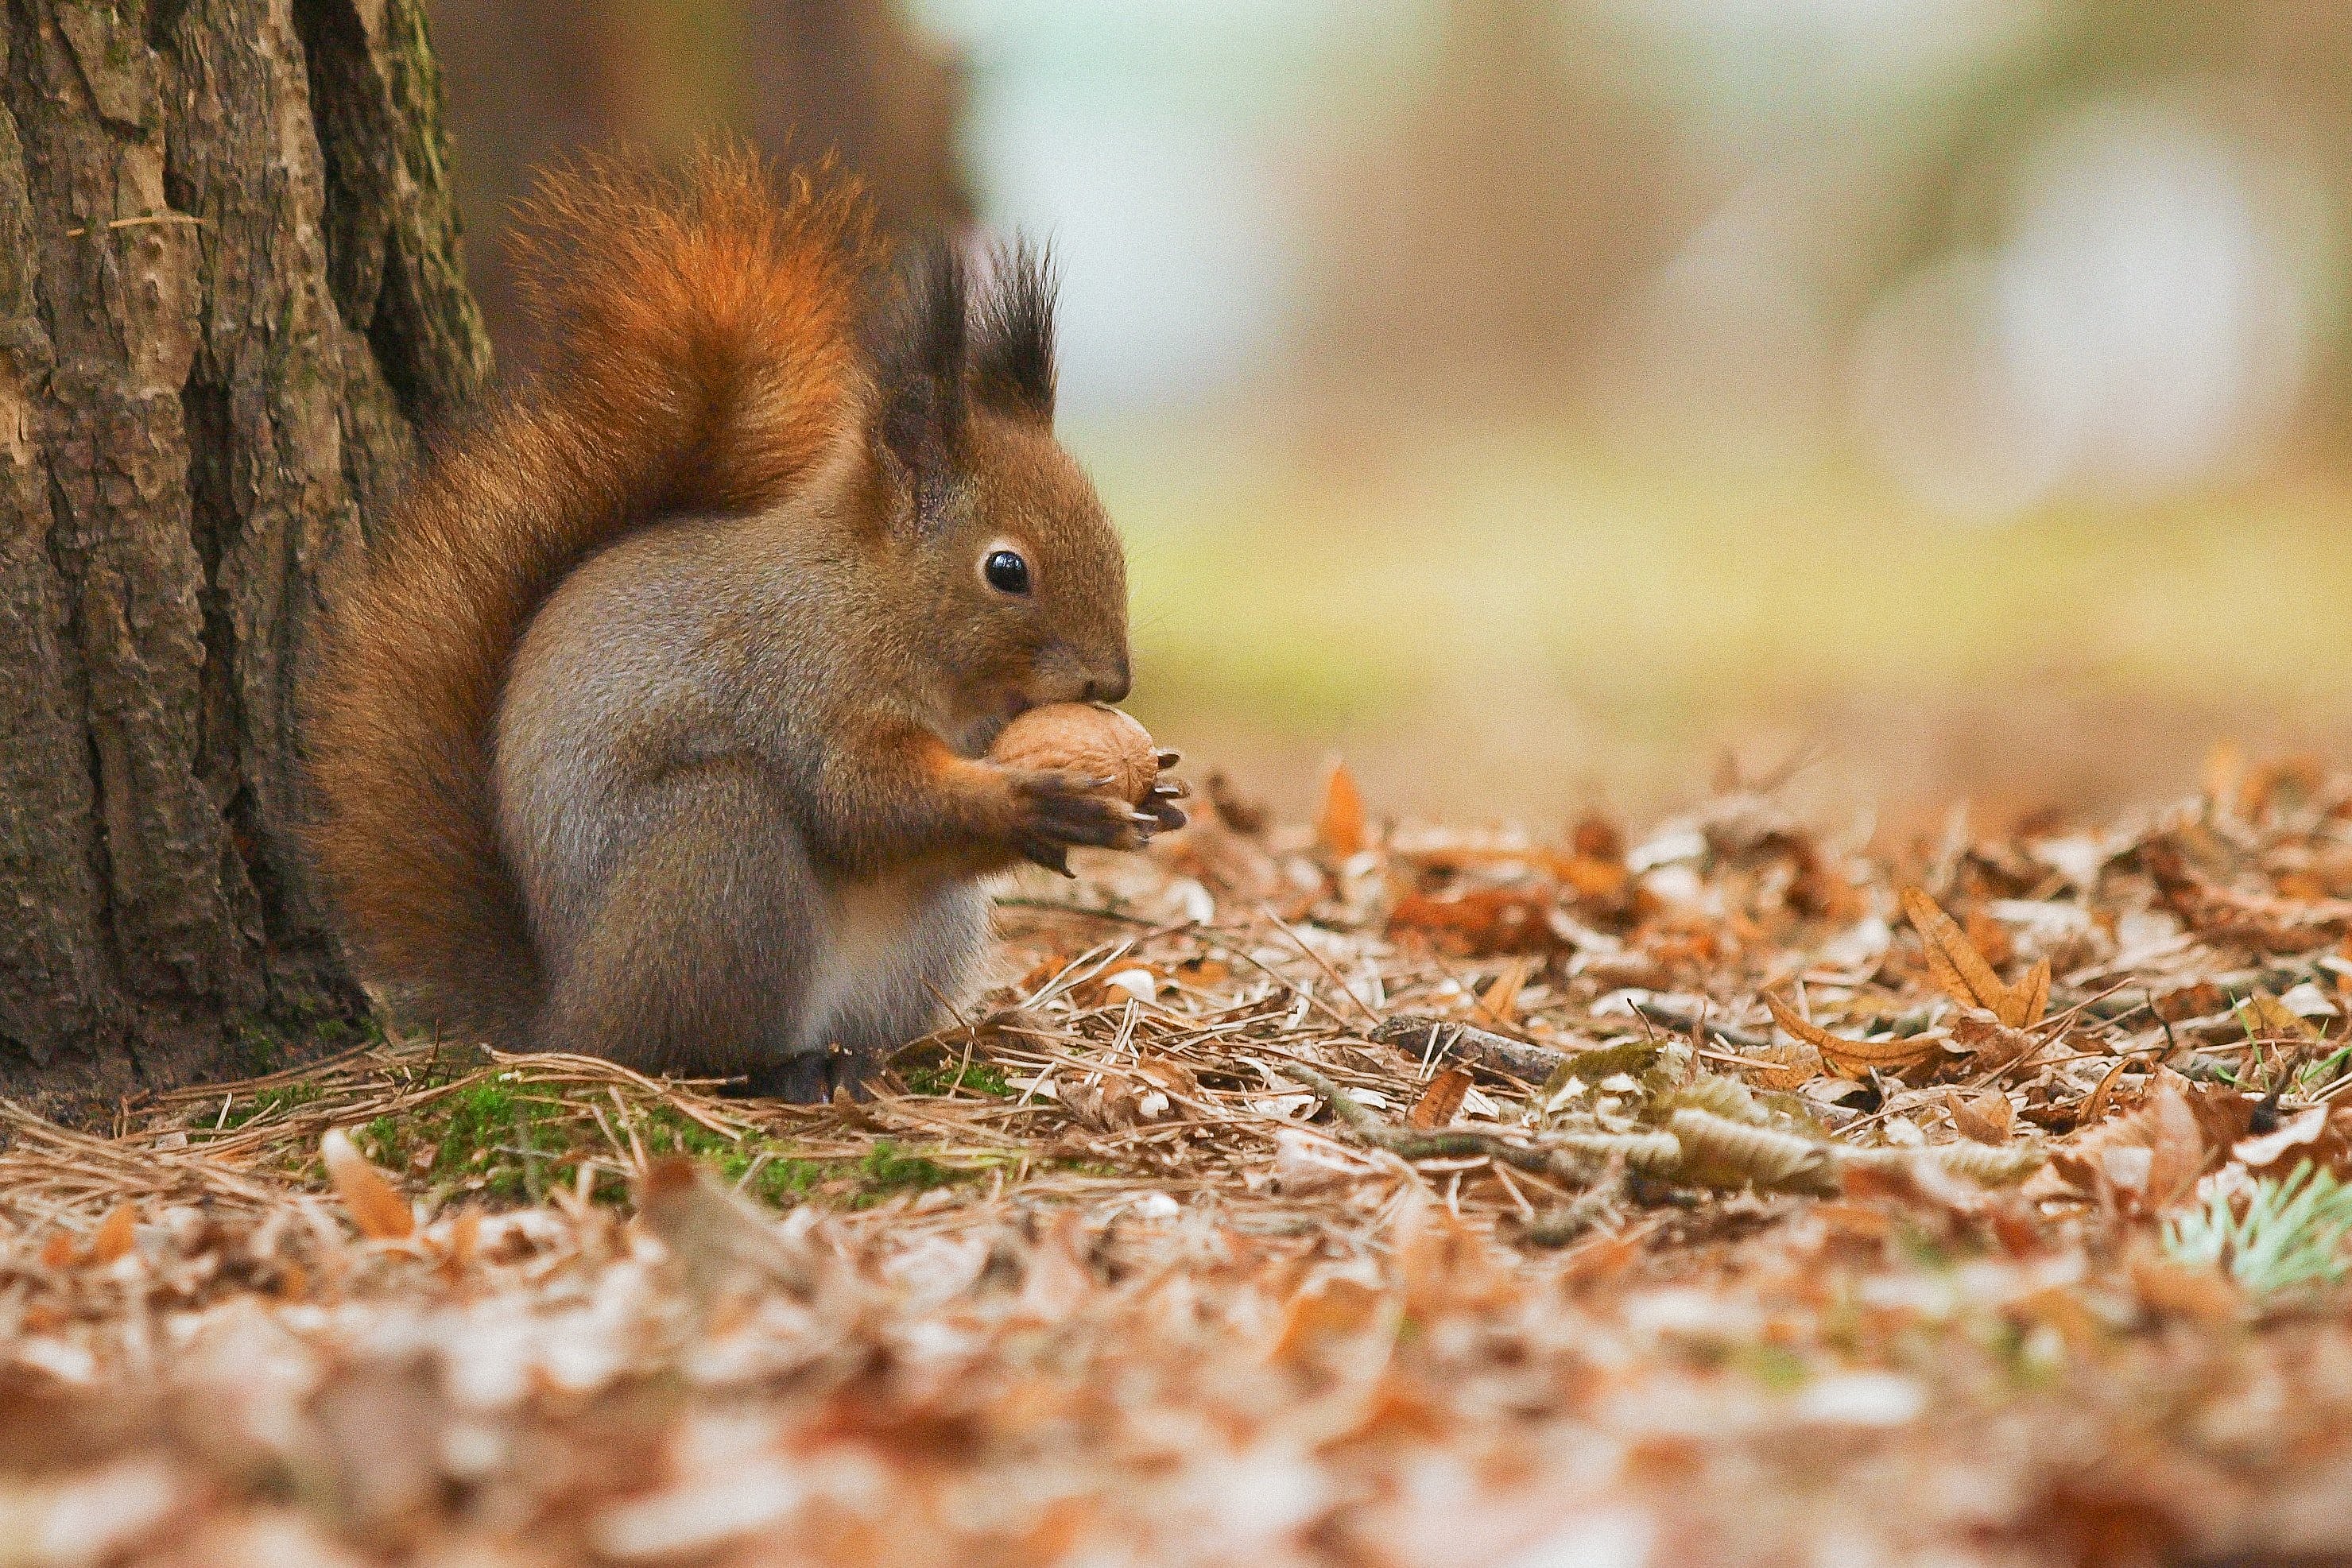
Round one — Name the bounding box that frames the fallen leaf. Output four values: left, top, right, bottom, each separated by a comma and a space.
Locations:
84, 1202, 136, 1265
1901, 886, 2048, 1026
2236, 989, 2321, 1045
1946, 1007, 2039, 1069
1476, 956, 1531, 1025
635, 1156, 813, 1300
1765, 992, 1937, 1076
2079, 1056, 2131, 1128
2053, 1069, 2238, 1211
1944, 1090, 2014, 1144
1387, 887, 1562, 955
321, 1127, 414, 1241
1316, 757, 1365, 860
1734, 1040, 1823, 1092
2233, 1105, 2330, 1171
1406, 1067, 1474, 1131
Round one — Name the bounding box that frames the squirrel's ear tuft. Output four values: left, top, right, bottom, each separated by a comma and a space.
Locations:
971, 238, 1057, 421
867, 238, 969, 521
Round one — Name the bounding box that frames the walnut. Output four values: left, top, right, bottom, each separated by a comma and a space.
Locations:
989, 704, 1158, 806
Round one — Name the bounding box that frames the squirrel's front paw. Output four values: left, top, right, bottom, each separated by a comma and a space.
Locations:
1006, 768, 1159, 876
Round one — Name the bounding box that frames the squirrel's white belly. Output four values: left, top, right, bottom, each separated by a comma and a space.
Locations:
792, 875, 989, 1055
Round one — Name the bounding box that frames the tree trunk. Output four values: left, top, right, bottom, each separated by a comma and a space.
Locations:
0, 0, 489, 1120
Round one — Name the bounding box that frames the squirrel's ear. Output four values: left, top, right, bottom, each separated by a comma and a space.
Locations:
971, 238, 1056, 422
866, 238, 969, 530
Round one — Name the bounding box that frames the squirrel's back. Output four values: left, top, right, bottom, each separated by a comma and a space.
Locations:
305, 147, 881, 1045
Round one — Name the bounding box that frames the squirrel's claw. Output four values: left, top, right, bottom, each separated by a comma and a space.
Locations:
1009, 769, 1149, 856
1014, 835, 1075, 877
1154, 749, 1182, 770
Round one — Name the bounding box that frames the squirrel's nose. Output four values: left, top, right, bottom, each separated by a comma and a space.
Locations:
1084, 660, 1131, 706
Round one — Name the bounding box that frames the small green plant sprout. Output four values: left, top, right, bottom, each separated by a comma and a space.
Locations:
2164, 1161, 2352, 1298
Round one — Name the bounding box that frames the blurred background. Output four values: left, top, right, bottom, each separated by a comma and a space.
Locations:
426, 0, 2352, 831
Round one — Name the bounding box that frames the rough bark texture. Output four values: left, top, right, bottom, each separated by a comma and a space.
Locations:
0, 0, 489, 1119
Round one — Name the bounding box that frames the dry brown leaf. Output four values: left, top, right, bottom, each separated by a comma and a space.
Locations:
85, 1202, 137, 1265
2013, 959, 2052, 1030
1945, 1008, 2038, 1069
1476, 956, 1531, 1025
1387, 888, 1562, 955
2053, 1068, 2237, 1211
2079, 1056, 2131, 1128
1406, 1066, 1474, 1131
1316, 757, 1365, 860
1765, 992, 1938, 1076
1062, 1078, 1146, 1132
1734, 1040, 1824, 1092
2231, 1105, 2340, 1172
321, 1126, 414, 1241
2237, 989, 2321, 1045
1901, 886, 2048, 1027
1944, 1090, 2013, 1145
636, 1156, 815, 1300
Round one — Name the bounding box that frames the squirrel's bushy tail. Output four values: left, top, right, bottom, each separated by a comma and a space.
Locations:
306, 145, 878, 1046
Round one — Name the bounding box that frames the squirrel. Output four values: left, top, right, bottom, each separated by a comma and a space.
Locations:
304, 145, 1185, 1098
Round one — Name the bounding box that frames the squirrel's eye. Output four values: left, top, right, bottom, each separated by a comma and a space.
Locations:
983, 549, 1031, 595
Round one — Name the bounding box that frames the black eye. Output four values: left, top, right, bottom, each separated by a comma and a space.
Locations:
983, 549, 1030, 595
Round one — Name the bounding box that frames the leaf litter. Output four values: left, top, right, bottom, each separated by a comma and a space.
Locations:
10, 757, 2352, 1564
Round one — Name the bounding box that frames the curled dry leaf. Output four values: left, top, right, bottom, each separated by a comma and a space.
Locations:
2232, 1105, 2342, 1174
2052, 1069, 2248, 1211
1765, 992, 1938, 1076
320, 1127, 413, 1241
1667, 1108, 1839, 1195
1062, 1077, 1148, 1132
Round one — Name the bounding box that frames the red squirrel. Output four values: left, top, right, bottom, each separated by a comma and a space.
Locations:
305, 146, 1184, 1098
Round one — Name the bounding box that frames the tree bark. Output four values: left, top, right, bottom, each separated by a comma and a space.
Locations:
0, 0, 489, 1119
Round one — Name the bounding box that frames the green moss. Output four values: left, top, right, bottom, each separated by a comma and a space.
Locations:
356, 1075, 575, 1202
902, 1059, 1014, 1098
326, 1072, 1001, 1213
856, 1140, 968, 1197
221, 1082, 327, 1129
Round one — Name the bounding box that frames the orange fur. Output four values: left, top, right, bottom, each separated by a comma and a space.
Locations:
305, 145, 881, 1045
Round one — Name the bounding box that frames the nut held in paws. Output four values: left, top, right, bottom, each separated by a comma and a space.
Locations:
990, 704, 1159, 805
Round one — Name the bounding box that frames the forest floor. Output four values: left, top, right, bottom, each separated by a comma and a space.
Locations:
8, 758, 2352, 1566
